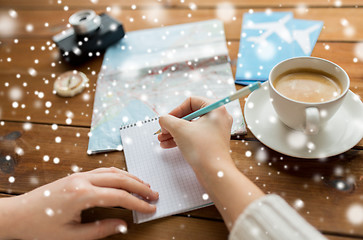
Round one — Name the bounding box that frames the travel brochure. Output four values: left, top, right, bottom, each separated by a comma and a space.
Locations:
235, 12, 323, 85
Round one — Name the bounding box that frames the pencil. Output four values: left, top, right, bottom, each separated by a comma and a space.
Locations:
153, 82, 261, 135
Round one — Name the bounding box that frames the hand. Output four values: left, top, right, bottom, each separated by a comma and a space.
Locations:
158, 96, 234, 171
158, 97, 264, 229
0, 167, 159, 240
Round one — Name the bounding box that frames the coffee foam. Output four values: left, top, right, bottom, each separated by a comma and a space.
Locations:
273, 69, 342, 103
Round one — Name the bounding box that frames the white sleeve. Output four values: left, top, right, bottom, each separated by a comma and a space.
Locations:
229, 194, 327, 240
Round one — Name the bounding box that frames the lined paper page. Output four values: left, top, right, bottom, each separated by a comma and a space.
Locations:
120, 118, 213, 223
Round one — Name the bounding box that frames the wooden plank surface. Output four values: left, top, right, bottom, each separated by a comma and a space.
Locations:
325, 235, 363, 240
82, 207, 229, 240
81, 207, 362, 240
1, 40, 363, 76
1, 122, 363, 237
0, 192, 356, 240
1, 0, 362, 8
1, 1, 363, 239
0, 8, 363, 41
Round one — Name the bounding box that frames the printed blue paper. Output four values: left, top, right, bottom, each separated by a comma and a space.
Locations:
235, 12, 323, 85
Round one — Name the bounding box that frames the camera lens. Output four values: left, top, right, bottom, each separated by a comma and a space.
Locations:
69, 10, 101, 35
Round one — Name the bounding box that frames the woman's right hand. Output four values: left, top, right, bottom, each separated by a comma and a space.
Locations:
158, 97, 265, 230
158, 96, 234, 171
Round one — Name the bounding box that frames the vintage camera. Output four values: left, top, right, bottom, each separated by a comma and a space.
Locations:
53, 10, 125, 64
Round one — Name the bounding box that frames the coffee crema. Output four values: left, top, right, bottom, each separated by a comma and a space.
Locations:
273, 68, 342, 103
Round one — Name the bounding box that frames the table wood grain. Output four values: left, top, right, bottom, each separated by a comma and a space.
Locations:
0, 1, 362, 239
0, 8, 363, 41
1, 0, 362, 8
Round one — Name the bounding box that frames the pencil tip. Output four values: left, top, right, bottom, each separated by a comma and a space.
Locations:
154, 129, 162, 135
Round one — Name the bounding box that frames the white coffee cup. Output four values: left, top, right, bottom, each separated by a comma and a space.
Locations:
269, 57, 350, 134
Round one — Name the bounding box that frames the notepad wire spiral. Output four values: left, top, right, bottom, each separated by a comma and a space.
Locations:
120, 117, 159, 130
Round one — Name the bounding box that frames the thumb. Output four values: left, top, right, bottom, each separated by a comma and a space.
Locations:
75, 219, 128, 240
159, 115, 187, 136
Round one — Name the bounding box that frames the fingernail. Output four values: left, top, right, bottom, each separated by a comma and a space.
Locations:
117, 224, 128, 234
142, 181, 151, 188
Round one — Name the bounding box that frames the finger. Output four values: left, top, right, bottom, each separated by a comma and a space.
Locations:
73, 219, 127, 240
86, 167, 150, 187
169, 96, 213, 118
161, 126, 170, 135
89, 173, 158, 201
92, 188, 157, 213
157, 132, 173, 142
160, 139, 177, 149
159, 115, 187, 136
87, 167, 119, 174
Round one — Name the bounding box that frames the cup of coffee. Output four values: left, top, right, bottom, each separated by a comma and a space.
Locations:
269, 57, 350, 134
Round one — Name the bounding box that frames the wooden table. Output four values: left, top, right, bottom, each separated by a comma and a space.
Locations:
0, 1, 362, 239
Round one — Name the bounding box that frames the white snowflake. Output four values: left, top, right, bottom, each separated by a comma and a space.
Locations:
25, 24, 34, 32
354, 42, 363, 61
189, 3, 197, 10
23, 123, 32, 131
44, 190, 51, 197
8, 9, 17, 18
216, 2, 235, 22
0, 14, 16, 37
296, 3, 308, 15
343, 26, 355, 37
53, 157, 60, 164
117, 225, 127, 234
43, 155, 50, 162
15, 147, 24, 156
9, 87, 22, 101
256, 148, 268, 163
28, 68, 37, 76
346, 203, 363, 225
8, 176, 15, 183
45, 208, 54, 217
334, 0, 342, 7
286, 131, 307, 149
12, 102, 19, 108
202, 193, 209, 200
293, 199, 304, 210
71, 165, 80, 173
245, 151, 252, 157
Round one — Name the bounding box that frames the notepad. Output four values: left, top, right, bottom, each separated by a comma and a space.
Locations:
120, 118, 213, 223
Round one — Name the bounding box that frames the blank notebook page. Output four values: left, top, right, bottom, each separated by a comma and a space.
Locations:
120, 118, 213, 223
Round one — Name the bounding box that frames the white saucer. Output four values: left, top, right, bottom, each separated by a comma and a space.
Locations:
244, 84, 363, 159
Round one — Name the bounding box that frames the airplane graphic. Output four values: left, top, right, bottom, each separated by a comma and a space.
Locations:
292, 24, 321, 54
243, 14, 293, 44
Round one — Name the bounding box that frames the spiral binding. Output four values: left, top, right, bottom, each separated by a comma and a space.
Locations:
120, 117, 159, 130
